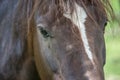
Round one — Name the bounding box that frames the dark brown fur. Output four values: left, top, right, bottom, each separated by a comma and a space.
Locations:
0, 0, 112, 80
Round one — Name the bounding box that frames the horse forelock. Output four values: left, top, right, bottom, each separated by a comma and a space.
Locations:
33, 0, 111, 18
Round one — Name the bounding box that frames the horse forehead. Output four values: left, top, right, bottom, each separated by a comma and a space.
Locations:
63, 3, 94, 62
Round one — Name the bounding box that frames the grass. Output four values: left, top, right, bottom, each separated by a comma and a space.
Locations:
105, 36, 120, 74
104, 1, 120, 79
104, 24, 120, 80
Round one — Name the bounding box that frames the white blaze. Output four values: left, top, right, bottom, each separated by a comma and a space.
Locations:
63, 3, 93, 61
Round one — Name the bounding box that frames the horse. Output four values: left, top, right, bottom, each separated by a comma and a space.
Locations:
0, 0, 111, 80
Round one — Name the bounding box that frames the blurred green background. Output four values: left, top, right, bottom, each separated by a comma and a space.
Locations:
104, 0, 120, 80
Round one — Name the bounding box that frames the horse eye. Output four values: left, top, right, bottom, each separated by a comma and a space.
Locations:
39, 27, 53, 38
104, 22, 107, 27
103, 22, 107, 33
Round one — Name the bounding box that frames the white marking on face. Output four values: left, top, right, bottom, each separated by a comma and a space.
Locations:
85, 71, 94, 80
66, 44, 73, 50
63, 3, 93, 61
